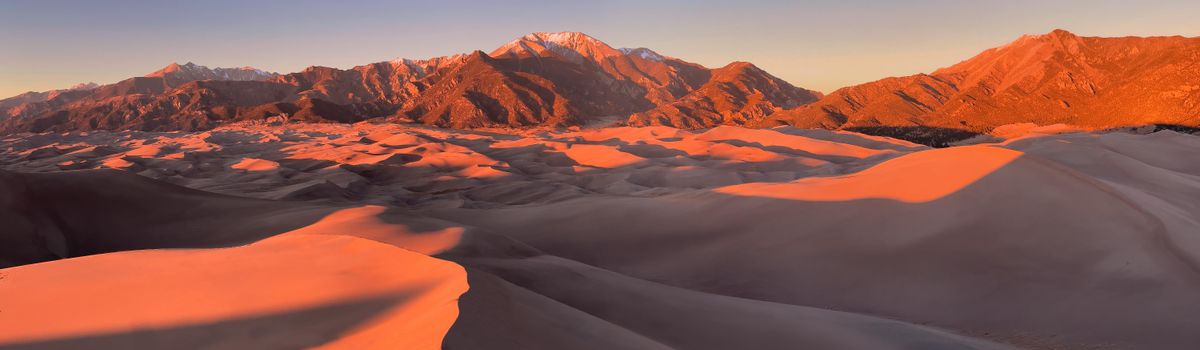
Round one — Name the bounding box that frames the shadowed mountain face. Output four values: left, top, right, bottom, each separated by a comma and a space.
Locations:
772, 29, 1200, 132
0, 64, 285, 132
0, 83, 97, 115
396, 51, 575, 128
629, 61, 822, 128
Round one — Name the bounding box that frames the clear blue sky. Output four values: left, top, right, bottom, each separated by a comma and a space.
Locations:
3, 0, 1198, 98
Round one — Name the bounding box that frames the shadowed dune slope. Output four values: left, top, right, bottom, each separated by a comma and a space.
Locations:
0, 169, 331, 267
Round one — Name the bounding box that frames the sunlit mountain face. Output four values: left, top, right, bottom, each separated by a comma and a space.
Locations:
773, 29, 1200, 137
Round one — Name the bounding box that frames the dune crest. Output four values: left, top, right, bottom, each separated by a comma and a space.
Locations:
231, 157, 281, 171
284, 205, 465, 255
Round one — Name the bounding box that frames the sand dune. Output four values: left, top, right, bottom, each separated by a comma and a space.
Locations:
0, 235, 465, 350
3, 123, 1200, 349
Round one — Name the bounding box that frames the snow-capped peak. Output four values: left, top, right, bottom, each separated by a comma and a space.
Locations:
523, 32, 604, 46
146, 62, 278, 81
490, 31, 624, 64
69, 82, 99, 91
619, 47, 666, 62
386, 53, 468, 78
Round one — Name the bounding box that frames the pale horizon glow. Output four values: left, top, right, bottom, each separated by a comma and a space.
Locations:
3, 0, 1199, 98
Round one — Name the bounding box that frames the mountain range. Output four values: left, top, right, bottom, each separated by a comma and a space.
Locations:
771, 30, 1200, 135
2, 30, 1197, 143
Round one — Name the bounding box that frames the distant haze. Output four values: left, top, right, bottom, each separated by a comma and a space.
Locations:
2, 0, 1199, 98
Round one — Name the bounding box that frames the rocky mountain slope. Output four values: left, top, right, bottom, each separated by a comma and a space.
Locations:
772, 29, 1200, 134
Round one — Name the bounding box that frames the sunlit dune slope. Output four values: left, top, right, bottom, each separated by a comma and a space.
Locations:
0, 235, 466, 350
716, 146, 1021, 202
